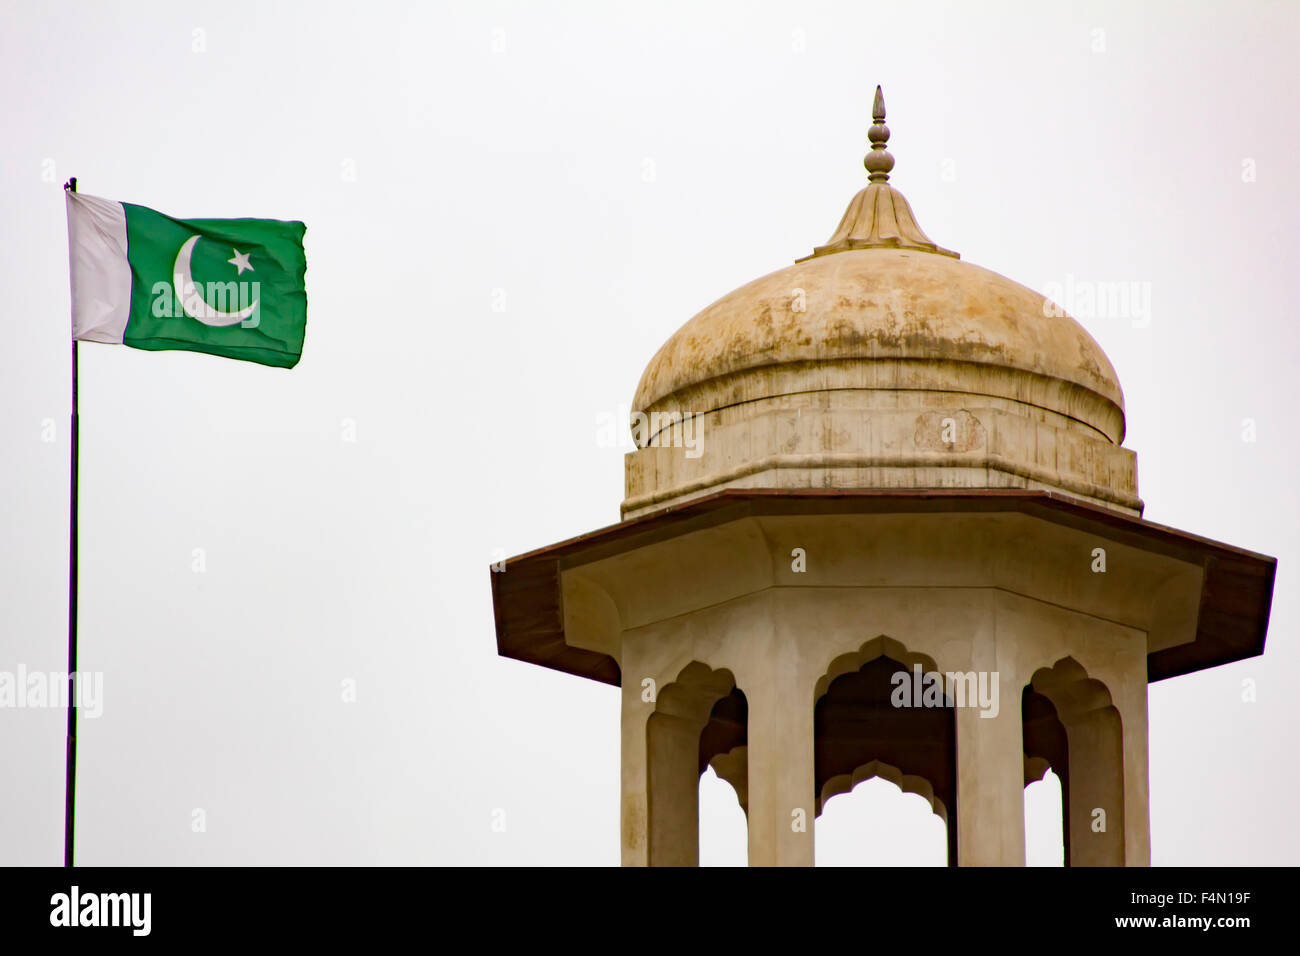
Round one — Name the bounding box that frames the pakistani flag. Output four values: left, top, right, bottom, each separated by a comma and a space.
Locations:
66, 191, 307, 368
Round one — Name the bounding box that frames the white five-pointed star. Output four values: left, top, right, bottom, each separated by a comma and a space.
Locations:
228, 248, 254, 275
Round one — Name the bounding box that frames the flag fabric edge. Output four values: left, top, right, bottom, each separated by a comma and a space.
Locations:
65, 192, 131, 344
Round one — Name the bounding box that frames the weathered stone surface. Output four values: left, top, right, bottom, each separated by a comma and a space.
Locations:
625, 247, 1138, 517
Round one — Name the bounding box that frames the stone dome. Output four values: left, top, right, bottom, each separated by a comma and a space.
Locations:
623, 88, 1140, 520
632, 249, 1126, 444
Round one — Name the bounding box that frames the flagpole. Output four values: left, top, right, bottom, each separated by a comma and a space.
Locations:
63, 175, 79, 867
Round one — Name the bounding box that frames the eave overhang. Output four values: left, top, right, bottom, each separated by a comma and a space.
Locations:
489, 489, 1275, 687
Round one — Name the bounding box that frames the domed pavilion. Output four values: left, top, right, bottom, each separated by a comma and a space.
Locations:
489, 87, 1276, 866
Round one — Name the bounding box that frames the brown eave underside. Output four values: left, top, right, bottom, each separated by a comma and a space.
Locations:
489, 489, 1275, 688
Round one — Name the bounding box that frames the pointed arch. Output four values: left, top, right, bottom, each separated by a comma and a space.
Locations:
812, 635, 957, 864
645, 661, 747, 865
1022, 656, 1125, 866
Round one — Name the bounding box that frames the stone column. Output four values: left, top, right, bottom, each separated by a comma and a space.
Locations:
955, 703, 1026, 865
952, 607, 1026, 866
621, 645, 736, 866
1060, 705, 1125, 865
621, 685, 712, 866
745, 665, 816, 866
645, 710, 707, 865
620, 676, 652, 866
1117, 679, 1151, 866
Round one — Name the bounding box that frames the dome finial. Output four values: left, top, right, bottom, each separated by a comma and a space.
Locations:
799, 86, 957, 261
864, 84, 894, 183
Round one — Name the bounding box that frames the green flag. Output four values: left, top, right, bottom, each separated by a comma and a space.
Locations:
66, 191, 307, 368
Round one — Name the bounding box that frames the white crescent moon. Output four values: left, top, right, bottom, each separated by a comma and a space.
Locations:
172, 236, 259, 326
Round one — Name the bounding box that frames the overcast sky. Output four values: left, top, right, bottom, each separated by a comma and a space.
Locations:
2, 0, 1297, 865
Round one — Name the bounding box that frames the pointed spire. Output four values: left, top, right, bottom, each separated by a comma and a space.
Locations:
864, 85, 894, 183
798, 85, 958, 261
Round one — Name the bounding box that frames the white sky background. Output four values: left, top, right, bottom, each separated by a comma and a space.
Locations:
1, 0, 1297, 865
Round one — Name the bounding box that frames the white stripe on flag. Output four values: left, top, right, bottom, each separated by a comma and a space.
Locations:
66, 192, 131, 344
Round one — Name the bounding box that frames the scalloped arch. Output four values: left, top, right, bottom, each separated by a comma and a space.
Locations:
814, 634, 944, 703
819, 759, 949, 826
